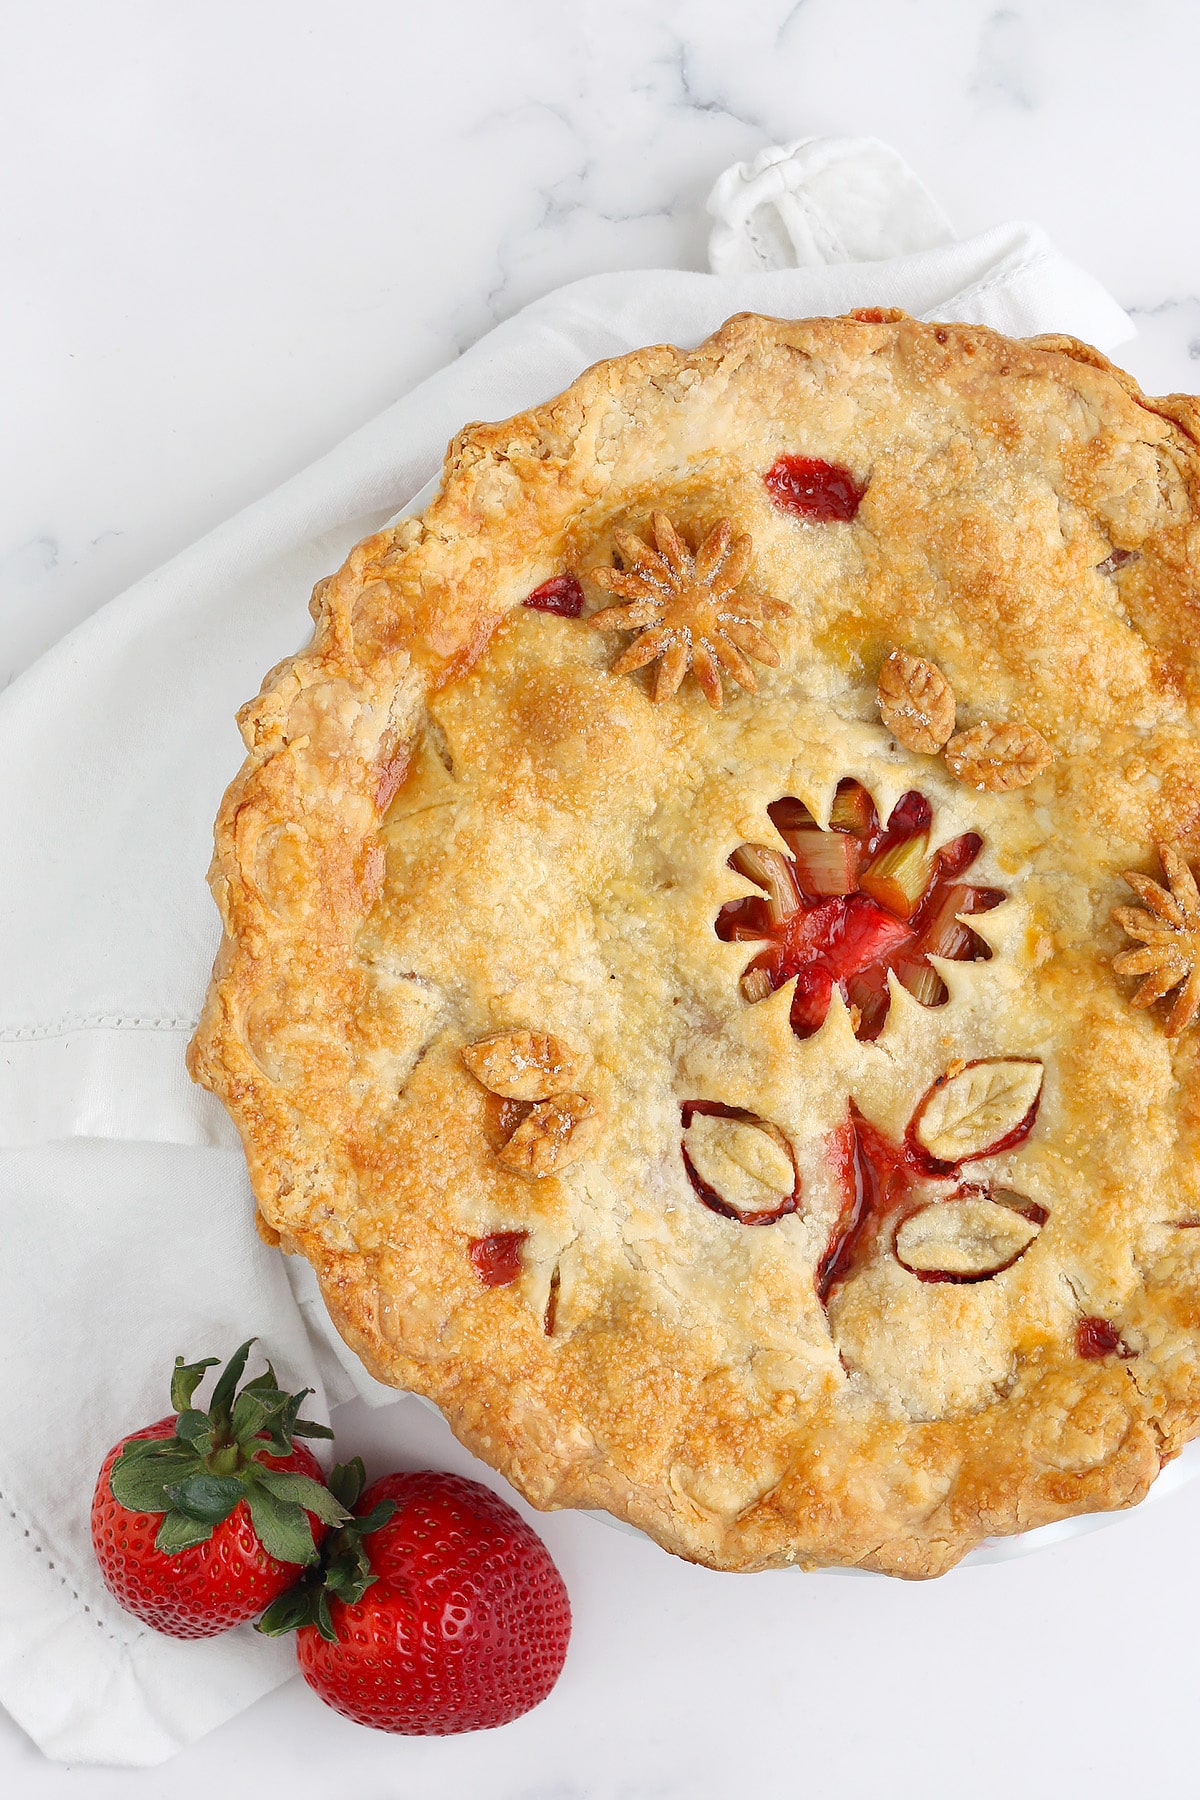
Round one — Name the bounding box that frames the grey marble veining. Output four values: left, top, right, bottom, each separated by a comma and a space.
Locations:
2, 0, 1198, 696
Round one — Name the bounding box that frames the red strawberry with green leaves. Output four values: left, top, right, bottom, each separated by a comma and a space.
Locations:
259, 1460, 571, 1734
91, 1340, 349, 1638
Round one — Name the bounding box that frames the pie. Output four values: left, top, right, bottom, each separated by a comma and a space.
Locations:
188, 310, 1200, 1576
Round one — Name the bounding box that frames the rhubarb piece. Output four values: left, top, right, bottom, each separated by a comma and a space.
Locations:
523, 574, 584, 617
739, 964, 774, 1003
766, 796, 817, 845
730, 843, 801, 927
895, 1195, 1041, 1282
892, 957, 948, 1008
916, 883, 996, 962
469, 1232, 528, 1287
828, 781, 877, 839
843, 965, 892, 1041
859, 833, 934, 920
910, 1059, 1044, 1170
788, 827, 862, 898
763, 456, 864, 522
681, 1108, 797, 1224
717, 897, 771, 942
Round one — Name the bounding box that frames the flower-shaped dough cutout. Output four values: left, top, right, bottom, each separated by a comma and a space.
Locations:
1113, 843, 1200, 1036
589, 512, 788, 708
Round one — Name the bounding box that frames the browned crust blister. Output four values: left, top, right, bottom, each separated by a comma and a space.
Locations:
189, 312, 1200, 1577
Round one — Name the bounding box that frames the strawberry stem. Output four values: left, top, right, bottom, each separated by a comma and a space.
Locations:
108, 1342, 344, 1563
256, 1459, 397, 1640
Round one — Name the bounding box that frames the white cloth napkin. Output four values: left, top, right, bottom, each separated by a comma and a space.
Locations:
0, 138, 1135, 1766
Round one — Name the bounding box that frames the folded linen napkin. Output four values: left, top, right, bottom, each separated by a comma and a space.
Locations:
0, 137, 1136, 1765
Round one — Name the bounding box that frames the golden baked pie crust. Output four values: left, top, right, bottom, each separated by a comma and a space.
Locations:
189, 312, 1200, 1576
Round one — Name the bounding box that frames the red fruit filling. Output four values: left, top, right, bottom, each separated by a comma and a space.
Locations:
524, 574, 584, 617
1076, 1317, 1134, 1360
764, 455, 864, 522
469, 1231, 527, 1287
817, 1112, 1047, 1305
716, 781, 1004, 1041
818, 1104, 913, 1302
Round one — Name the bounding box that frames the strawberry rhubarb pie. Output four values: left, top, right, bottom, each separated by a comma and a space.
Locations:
190, 312, 1200, 1575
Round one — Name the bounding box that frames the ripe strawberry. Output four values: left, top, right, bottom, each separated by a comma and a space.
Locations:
259, 1461, 571, 1734
91, 1340, 349, 1639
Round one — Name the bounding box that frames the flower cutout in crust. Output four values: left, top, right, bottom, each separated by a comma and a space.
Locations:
588, 512, 788, 708
1113, 842, 1200, 1037
716, 782, 1005, 1043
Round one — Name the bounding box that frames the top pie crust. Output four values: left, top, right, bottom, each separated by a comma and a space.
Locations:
188, 311, 1200, 1576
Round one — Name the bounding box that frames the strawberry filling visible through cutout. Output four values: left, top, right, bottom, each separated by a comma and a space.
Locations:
817, 1084, 1046, 1305
716, 782, 1004, 1041
764, 455, 864, 521
523, 574, 584, 617
468, 1231, 527, 1286
818, 1105, 911, 1302
1076, 1316, 1134, 1360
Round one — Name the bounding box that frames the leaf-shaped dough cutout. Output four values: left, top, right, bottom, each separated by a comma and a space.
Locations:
895, 1195, 1041, 1281
912, 1058, 1044, 1167
684, 1114, 794, 1213
462, 1030, 584, 1100
681, 1108, 798, 1225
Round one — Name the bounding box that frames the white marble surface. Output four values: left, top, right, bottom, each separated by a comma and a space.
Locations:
3, 0, 1200, 1792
